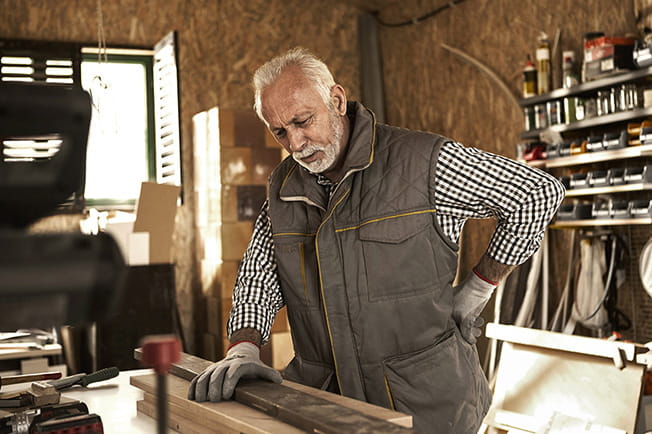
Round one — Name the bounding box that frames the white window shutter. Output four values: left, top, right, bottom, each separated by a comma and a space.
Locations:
153, 31, 182, 187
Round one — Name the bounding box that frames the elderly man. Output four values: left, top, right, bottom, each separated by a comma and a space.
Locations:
189, 47, 564, 433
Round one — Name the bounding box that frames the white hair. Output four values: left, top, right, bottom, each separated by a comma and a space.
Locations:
252, 47, 335, 122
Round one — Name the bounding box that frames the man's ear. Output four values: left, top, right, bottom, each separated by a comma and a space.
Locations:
330, 84, 347, 115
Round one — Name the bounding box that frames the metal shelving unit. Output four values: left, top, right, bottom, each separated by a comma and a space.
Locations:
552, 217, 652, 228
519, 70, 652, 230
521, 144, 652, 169
521, 107, 652, 140
520, 65, 652, 107
520, 66, 652, 140
564, 183, 652, 197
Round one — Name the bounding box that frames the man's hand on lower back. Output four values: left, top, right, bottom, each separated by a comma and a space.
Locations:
452, 271, 497, 344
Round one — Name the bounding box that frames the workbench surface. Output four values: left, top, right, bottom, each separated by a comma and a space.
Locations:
62, 368, 160, 433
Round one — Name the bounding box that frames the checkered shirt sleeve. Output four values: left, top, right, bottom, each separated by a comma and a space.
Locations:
227, 200, 284, 344
434, 141, 565, 265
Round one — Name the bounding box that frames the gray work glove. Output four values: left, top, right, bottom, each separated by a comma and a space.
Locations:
452, 271, 497, 345
187, 341, 282, 402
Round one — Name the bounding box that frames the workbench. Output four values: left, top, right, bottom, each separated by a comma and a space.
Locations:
0, 344, 65, 376
61, 369, 158, 433
23, 367, 413, 433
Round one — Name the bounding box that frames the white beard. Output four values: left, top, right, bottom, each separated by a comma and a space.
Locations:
292, 107, 343, 174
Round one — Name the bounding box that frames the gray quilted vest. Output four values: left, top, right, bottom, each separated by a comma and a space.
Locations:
268, 102, 491, 433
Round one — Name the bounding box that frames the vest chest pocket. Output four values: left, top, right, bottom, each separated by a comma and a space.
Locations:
358, 212, 440, 301
274, 237, 319, 308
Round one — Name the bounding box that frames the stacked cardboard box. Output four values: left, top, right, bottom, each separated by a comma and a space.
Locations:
192, 107, 293, 369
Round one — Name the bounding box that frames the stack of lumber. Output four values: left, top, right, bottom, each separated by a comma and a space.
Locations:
130, 351, 414, 433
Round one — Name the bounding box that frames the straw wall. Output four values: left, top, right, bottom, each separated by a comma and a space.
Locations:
0, 0, 361, 353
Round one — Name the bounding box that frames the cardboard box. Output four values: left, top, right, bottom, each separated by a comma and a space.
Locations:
233, 110, 266, 147
219, 260, 240, 300
220, 148, 252, 185
133, 182, 180, 264
271, 307, 289, 333
221, 222, 253, 261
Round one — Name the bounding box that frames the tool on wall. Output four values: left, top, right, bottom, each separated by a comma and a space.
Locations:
562, 230, 630, 337
641, 236, 652, 298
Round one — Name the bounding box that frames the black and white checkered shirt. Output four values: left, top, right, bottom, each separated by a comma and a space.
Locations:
228, 141, 565, 342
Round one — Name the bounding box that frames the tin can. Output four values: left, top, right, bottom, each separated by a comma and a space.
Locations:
534, 104, 548, 129
547, 100, 563, 125
524, 106, 536, 131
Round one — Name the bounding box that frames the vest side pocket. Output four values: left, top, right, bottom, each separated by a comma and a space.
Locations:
274, 237, 318, 308
382, 328, 484, 434
283, 355, 336, 392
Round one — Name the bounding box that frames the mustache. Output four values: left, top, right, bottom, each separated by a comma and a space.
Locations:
293, 143, 325, 159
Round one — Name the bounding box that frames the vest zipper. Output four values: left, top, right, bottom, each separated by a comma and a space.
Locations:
315, 187, 350, 396
298, 242, 309, 304
383, 374, 397, 411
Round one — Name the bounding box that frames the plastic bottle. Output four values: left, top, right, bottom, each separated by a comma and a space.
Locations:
522, 55, 538, 98
536, 32, 551, 94
562, 50, 579, 88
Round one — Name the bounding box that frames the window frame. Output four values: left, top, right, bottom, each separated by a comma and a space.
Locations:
0, 36, 182, 213
80, 49, 157, 209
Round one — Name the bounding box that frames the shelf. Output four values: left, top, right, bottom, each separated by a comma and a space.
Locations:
520, 66, 652, 107
517, 159, 546, 168
564, 183, 652, 197
521, 106, 652, 139
542, 144, 652, 168
551, 217, 652, 228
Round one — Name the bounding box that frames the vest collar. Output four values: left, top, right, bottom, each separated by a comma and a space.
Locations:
279, 101, 376, 209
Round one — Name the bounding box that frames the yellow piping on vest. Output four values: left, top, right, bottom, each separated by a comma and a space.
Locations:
334, 209, 437, 233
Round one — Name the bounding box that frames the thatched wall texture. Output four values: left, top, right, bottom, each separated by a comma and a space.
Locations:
3, 0, 652, 352
0, 0, 361, 354
376, 0, 652, 343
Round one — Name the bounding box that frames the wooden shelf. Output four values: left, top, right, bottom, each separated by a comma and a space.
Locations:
564, 183, 652, 197
517, 159, 546, 168
551, 217, 652, 228
520, 66, 652, 107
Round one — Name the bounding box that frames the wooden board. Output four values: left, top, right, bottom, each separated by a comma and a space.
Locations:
131, 372, 414, 434
132, 374, 307, 433
484, 324, 646, 433
133, 348, 413, 430
138, 390, 286, 434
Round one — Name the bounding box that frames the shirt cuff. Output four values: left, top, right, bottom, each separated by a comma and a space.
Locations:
486, 224, 544, 266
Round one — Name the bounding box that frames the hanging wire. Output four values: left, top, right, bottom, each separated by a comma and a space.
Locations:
91, 0, 109, 112
374, 0, 468, 27
96, 0, 108, 65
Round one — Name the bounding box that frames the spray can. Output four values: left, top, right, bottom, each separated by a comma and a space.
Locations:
562, 50, 579, 88
536, 32, 551, 94
522, 55, 537, 98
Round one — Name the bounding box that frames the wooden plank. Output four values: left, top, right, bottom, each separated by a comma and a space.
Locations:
132, 374, 306, 434
281, 380, 411, 427
487, 341, 644, 434
139, 391, 252, 434
485, 323, 648, 363
133, 349, 414, 432
137, 399, 209, 434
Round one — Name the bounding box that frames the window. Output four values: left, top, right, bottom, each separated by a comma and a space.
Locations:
80, 51, 155, 207
0, 32, 182, 210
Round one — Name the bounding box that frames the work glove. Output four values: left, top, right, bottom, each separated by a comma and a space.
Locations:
452, 271, 497, 345
187, 341, 282, 402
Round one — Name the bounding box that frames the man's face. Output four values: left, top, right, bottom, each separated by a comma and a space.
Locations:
261, 67, 346, 177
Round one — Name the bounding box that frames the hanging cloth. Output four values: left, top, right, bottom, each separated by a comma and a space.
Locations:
572, 237, 609, 331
